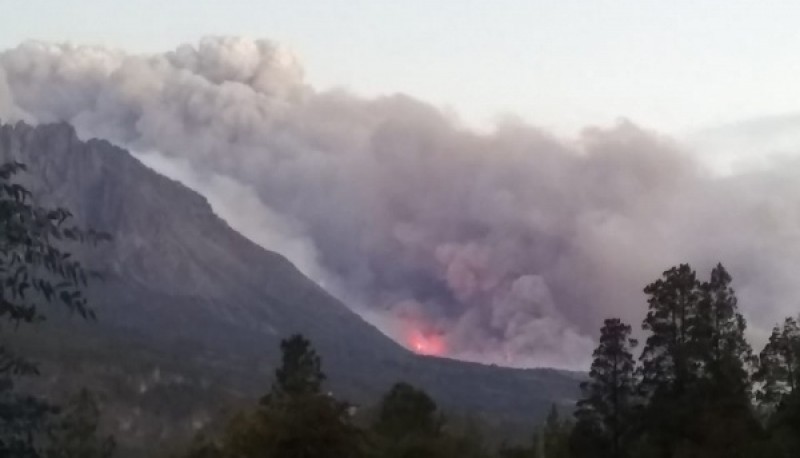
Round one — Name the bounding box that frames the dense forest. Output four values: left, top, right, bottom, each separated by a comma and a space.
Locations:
1, 161, 799, 458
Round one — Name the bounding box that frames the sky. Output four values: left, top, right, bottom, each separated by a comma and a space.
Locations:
2, 0, 800, 135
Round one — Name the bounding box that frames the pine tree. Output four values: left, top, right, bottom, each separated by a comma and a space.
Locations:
533, 406, 572, 458
636, 264, 714, 456
374, 382, 440, 440
695, 264, 754, 394
639, 264, 701, 398
220, 334, 363, 458
371, 382, 444, 458
573, 319, 638, 458
271, 334, 325, 399
686, 264, 760, 458
756, 317, 800, 458
636, 264, 760, 457
756, 317, 800, 407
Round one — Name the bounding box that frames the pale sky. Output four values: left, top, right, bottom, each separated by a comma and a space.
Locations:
1, 0, 800, 135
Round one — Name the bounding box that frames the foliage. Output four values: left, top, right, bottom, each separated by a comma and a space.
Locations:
639, 264, 700, 398
532, 405, 572, 458
175, 263, 800, 458
270, 334, 326, 399
44, 389, 115, 458
572, 319, 637, 458
0, 162, 109, 457
370, 382, 442, 458
756, 317, 800, 407
223, 394, 363, 458
695, 264, 755, 393
0, 380, 55, 458
373, 382, 440, 440
632, 263, 760, 457
754, 317, 800, 457
186, 334, 363, 458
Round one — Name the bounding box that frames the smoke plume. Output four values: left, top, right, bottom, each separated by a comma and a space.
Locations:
2, 37, 800, 369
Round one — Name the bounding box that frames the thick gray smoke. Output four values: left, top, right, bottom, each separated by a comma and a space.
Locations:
2, 37, 800, 369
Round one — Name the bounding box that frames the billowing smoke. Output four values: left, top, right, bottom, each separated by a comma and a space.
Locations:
2, 37, 800, 369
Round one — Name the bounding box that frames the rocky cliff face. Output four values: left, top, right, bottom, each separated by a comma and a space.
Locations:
0, 121, 581, 453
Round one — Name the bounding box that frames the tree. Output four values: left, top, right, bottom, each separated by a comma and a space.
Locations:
636, 264, 702, 456
572, 319, 638, 458
634, 264, 766, 457
694, 264, 754, 395
756, 317, 800, 457
533, 405, 572, 458
177, 435, 223, 458
681, 264, 761, 458
625, 263, 766, 457
371, 382, 444, 458
0, 162, 108, 456
45, 389, 115, 458
211, 334, 364, 458
639, 264, 701, 398
756, 317, 800, 408
437, 416, 490, 458
374, 383, 440, 440
0, 382, 54, 458
270, 334, 325, 399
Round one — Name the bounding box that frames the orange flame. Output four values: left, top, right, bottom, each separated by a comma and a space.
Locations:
407, 329, 446, 356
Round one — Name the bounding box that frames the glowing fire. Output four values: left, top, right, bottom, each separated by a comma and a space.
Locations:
407, 329, 446, 356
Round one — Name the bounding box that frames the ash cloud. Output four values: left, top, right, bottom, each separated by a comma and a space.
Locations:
2, 37, 800, 369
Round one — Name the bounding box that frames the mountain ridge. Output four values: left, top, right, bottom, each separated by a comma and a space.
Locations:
0, 121, 581, 454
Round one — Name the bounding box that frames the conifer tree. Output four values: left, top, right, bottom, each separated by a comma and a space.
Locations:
636, 264, 760, 457
270, 334, 325, 400
533, 406, 572, 458
221, 334, 363, 458
687, 264, 760, 458
371, 382, 444, 458
374, 382, 440, 440
639, 264, 701, 398
695, 264, 754, 395
636, 264, 712, 456
573, 319, 638, 458
756, 317, 800, 407
756, 317, 800, 458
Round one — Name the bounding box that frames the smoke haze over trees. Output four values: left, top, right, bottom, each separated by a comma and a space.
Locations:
2, 37, 800, 368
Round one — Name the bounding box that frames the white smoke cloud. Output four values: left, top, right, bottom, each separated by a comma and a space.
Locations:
2, 37, 800, 369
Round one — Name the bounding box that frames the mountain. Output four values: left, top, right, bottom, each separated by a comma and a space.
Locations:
0, 121, 582, 454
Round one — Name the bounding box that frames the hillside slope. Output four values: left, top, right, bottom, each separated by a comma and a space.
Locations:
0, 121, 581, 452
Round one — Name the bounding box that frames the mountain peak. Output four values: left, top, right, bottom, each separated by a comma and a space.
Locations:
1, 121, 579, 453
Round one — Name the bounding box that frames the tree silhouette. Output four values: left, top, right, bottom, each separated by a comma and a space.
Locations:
573, 319, 638, 458
695, 264, 754, 395
214, 334, 363, 458
757, 317, 800, 407
270, 334, 325, 400
374, 382, 440, 440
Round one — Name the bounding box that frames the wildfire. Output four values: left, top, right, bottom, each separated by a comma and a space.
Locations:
407, 329, 446, 356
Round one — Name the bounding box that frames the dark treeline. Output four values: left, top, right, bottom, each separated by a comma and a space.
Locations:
177, 334, 489, 458
0, 160, 798, 457
566, 263, 800, 458
174, 264, 800, 458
